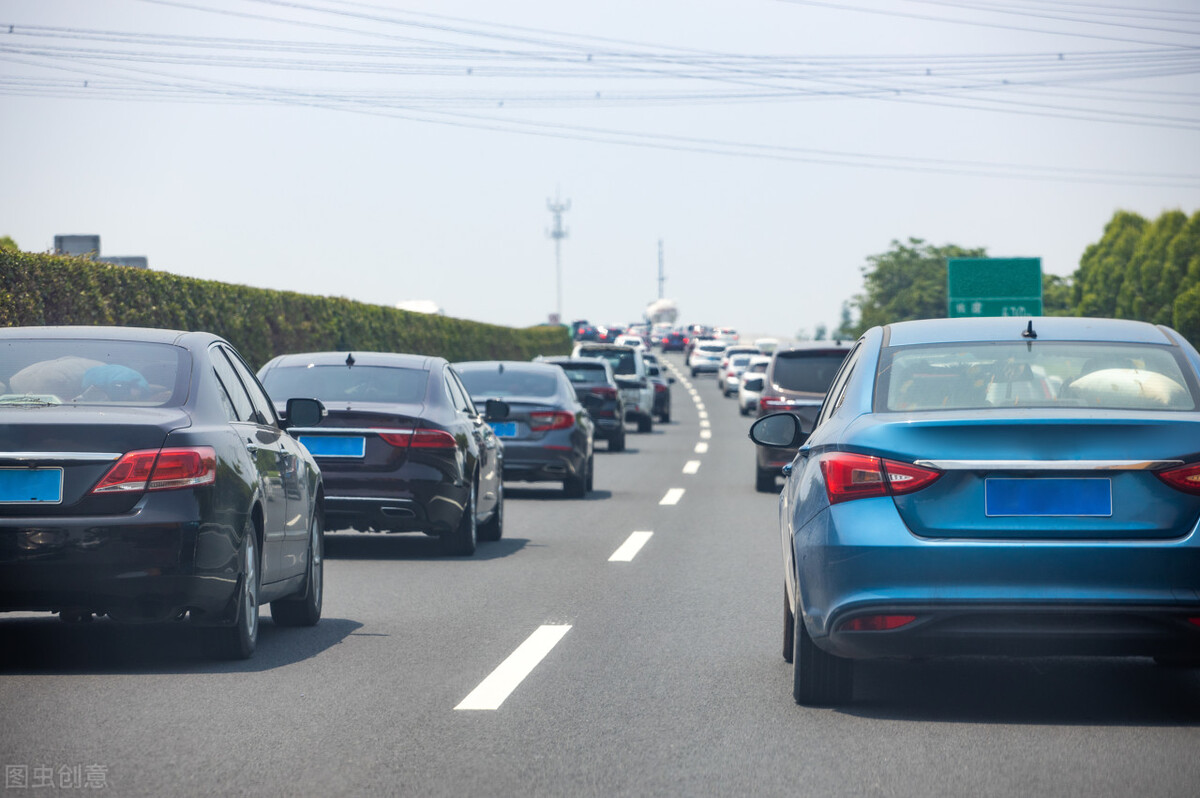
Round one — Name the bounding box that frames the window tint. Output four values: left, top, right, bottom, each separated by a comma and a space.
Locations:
458, 367, 561, 398
0, 339, 187, 407
559, 364, 609, 384
816, 343, 862, 428
210, 346, 256, 422
261, 365, 428, 405
772, 351, 849, 394
221, 347, 279, 426
578, 348, 636, 375
879, 342, 1197, 412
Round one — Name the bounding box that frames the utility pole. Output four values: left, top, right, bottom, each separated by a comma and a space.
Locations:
546, 192, 570, 324
657, 239, 665, 300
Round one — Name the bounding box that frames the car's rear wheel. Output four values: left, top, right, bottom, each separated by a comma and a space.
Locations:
659, 408, 671, 423
216, 520, 259, 660
609, 428, 626, 452
637, 414, 652, 433
441, 481, 477, 556
793, 612, 853, 705
584, 454, 594, 492
564, 459, 588, 498
272, 510, 324, 627
756, 466, 777, 493
479, 481, 503, 542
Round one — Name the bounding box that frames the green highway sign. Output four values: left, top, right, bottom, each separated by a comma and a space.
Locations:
947, 257, 1042, 318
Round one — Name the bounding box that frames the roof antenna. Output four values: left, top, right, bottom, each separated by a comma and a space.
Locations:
345, 352, 355, 367
1021, 320, 1037, 339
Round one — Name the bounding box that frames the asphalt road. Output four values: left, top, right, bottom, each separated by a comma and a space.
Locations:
2, 353, 1200, 797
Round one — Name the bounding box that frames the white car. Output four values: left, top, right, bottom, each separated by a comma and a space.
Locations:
614, 334, 647, 351
720, 353, 755, 397
738, 371, 766, 415
687, 341, 727, 377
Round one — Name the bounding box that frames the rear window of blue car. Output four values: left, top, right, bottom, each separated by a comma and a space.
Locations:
878, 342, 1198, 412
261, 365, 428, 404
0, 339, 187, 407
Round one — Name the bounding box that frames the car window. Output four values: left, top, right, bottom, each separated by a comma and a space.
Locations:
458, 367, 560, 397
772, 351, 849, 394
579, 348, 636, 375
260, 364, 429, 405
210, 346, 257, 423
816, 342, 863, 429
0, 339, 186, 407
221, 346, 280, 427
561, 364, 609, 384
878, 342, 1198, 412
446, 368, 478, 415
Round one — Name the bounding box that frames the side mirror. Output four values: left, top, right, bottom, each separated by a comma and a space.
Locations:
484, 398, 510, 421
284, 397, 325, 429
748, 412, 807, 448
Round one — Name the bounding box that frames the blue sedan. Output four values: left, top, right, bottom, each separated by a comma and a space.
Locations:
750, 316, 1200, 705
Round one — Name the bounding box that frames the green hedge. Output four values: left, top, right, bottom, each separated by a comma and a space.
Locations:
0, 251, 571, 367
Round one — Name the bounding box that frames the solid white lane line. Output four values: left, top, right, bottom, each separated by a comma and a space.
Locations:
700, 430, 712, 439
609, 531, 653, 562
660, 488, 685, 505
683, 460, 701, 474
694, 442, 708, 453
455, 625, 572, 711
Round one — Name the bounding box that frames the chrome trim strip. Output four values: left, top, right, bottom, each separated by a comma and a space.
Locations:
0, 452, 122, 463
288, 428, 407, 436
912, 459, 1184, 472
326, 496, 416, 503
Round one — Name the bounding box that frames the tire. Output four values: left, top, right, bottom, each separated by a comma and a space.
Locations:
659, 409, 671, 423
564, 460, 587, 498
637, 414, 652, 433
609, 429, 626, 452
478, 481, 503, 542
272, 510, 324, 627
690, 368, 698, 377
739, 404, 749, 417
216, 521, 260, 660
783, 585, 795, 663
793, 611, 853, 706
756, 466, 777, 493
441, 480, 478, 556
584, 454, 594, 492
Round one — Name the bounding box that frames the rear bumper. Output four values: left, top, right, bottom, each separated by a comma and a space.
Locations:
0, 500, 242, 623
501, 442, 587, 483
797, 498, 1200, 660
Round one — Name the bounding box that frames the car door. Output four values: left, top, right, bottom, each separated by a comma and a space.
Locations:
209, 345, 292, 585
446, 367, 498, 518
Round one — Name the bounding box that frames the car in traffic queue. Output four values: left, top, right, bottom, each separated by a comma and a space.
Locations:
0, 326, 326, 659
646, 361, 673, 423
538, 356, 628, 452
755, 341, 850, 492
257, 351, 506, 556
572, 342, 656, 433
749, 316, 1200, 706
738, 355, 772, 416
660, 330, 688, 353
688, 339, 728, 377
456, 361, 597, 498
720, 352, 756, 397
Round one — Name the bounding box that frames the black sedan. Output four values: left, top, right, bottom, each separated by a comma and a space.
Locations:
538, 356, 627, 452
0, 326, 325, 659
257, 351, 506, 555
456, 361, 596, 497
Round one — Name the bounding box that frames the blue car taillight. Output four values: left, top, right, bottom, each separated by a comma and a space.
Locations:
819, 452, 941, 505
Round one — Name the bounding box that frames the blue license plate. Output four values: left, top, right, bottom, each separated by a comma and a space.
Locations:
488, 421, 517, 438
0, 468, 64, 504
985, 478, 1112, 517
299, 436, 365, 458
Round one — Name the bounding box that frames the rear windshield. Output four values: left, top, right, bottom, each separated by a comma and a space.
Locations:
0, 339, 188, 407
558, 364, 609, 384
772, 351, 849, 393
578, 348, 636, 375
879, 342, 1198, 412
731, 355, 751, 367
697, 344, 725, 354
261, 365, 428, 404
458, 367, 561, 398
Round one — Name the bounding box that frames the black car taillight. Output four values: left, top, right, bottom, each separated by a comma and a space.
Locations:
93, 447, 217, 493
378, 429, 458, 449
589, 386, 618, 399
529, 411, 574, 431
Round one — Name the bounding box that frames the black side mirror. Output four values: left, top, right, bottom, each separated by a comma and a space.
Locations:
484, 398, 510, 421
284, 397, 325, 429
748, 412, 808, 448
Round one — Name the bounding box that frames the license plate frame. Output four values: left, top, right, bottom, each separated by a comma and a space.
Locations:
0, 467, 64, 505
298, 436, 366, 458
488, 421, 518, 438
985, 478, 1112, 517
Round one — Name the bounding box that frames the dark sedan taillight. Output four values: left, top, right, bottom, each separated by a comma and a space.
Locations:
529, 411, 575, 431
654, 383, 668, 394
378, 429, 458, 449
818, 452, 941, 505
92, 447, 217, 493
589, 386, 618, 399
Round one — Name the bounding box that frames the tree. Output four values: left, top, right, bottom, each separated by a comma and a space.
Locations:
0, 236, 17, 253
1042, 273, 1074, 316
850, 238, 987, 336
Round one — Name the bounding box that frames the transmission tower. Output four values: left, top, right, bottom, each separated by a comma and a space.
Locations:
546, 192, 571, 323
657, 239, 666, 299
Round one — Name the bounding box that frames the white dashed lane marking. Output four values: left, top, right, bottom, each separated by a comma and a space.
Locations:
694, 442, 708, 453
609, 531, 653, 562
683, 460, 700, 474
455, 625, 572, 711
660, 488, 685, 505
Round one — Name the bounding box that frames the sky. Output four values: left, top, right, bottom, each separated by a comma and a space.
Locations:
2, 0, 1198, 340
